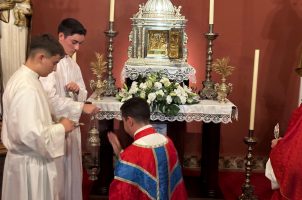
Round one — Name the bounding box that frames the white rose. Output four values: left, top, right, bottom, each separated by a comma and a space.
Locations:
160, 77, 169, 83
129, 81, 139, 94
140, 91, 146, 99
174, 87, 182, 96
139, 82, 147, 90
147, 93, 156, 104
179, 96, 187, 104
160, 77, 171, 87
156, 90, 164, 96
154, 82, 163, 90
187, 98, 193, 104
177, 86, 188, 97
166, 95, 172, 104
164, 81, 171, 87
182, 84, 188, 91
170, 91, 177, 96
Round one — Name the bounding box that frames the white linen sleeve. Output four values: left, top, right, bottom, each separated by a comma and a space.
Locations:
73, 61, 87, 102
78, 88, 88, 103
40, 72, 83, 122
265, 158, 280, 189
8, 88, 66, 159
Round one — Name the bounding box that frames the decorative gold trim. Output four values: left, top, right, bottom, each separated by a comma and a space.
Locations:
119, 160, 157, 181
133, 140, 168, 148
169, 161, 183, 194
168, 29, 182, 59
114, 176, 156, 200
147, 30, 168, 58
133, 134, 168, 148
164, 145, 171, 199
170, 178, 183, 194
152, 148, 160, 199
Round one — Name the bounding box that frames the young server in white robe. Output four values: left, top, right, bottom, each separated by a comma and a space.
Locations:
39, 18, 99, 200
1, 34, 76, 200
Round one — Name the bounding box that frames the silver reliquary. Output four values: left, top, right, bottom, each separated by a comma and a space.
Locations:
126, 0, 189, 68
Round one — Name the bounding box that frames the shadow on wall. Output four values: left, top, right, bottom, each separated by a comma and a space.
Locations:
47, 0, 79, 13
260, 0, 302, 143
30, 0, 81, 36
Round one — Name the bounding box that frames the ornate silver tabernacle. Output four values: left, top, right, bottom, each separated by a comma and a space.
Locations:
126, 0, 189, 68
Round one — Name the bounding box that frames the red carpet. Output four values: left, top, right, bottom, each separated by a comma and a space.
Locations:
220, 171, 273, 200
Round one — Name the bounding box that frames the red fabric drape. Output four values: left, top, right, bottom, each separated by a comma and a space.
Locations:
270, 105, 302, 199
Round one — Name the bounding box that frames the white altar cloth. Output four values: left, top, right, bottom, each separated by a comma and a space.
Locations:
88, 95, 238, 124
122, 65, 196, 83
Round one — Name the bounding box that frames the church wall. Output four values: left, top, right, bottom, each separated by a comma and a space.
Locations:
30, 0, 302, 158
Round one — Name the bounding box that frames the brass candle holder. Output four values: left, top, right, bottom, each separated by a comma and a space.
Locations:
239, 130, 258, 200
90, 53, 107, 100
104, 21, 118, 96
212, 57, 234, 103
200, 24, 219, 100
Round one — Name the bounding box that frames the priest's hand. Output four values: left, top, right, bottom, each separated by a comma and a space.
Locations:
59, 117, 76, 133
83, 104, 100, 115
65, 81, 80, 93
108, 131, 122, 156
271, 137, 282, 148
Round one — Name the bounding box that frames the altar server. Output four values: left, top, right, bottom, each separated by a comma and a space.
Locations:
40, 18, 99, 200
1, 34, 76, 200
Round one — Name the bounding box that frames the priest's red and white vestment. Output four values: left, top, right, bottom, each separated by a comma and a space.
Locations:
267, 105, 302, 199
109, 125, 187, 200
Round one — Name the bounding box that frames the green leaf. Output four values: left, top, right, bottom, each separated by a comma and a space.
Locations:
165, 104, 180, 116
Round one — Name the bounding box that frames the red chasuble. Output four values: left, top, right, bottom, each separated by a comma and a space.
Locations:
109, 127, 187, 200
270, 105, 302, 199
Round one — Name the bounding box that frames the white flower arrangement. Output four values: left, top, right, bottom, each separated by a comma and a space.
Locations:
116, 72, 200, 116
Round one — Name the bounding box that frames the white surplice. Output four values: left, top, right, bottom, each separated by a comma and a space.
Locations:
40, 56, 87, 200
265, 158, 280, 190
1, 65, 66, 200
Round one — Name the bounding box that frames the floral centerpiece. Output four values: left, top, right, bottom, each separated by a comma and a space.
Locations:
116, 72, 200, 116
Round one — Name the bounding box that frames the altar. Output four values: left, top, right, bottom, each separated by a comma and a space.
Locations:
87, 0, 239, 198
89, 95, 237, 198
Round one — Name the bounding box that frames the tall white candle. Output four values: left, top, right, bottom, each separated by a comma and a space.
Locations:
109, 0, 115, 22
249, 49, 260, 130
209, 0, 214, 24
